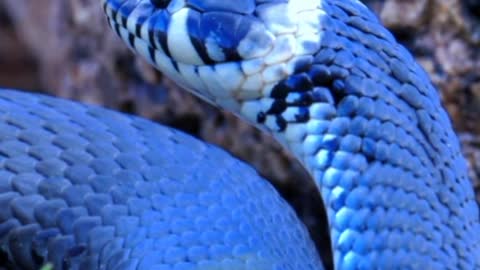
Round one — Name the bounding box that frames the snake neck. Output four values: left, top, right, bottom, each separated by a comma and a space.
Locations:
188, 3, 480, 268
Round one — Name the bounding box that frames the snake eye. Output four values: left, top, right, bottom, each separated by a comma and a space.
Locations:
150, 0, 170, 8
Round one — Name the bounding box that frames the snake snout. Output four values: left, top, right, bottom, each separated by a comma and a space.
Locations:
102, 0, 274, 66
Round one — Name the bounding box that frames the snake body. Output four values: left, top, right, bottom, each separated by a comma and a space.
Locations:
1, 0, 479, 269
0, 90, 322, 270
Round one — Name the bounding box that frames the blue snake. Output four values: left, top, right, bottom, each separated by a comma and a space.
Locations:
1, 0, 479, 269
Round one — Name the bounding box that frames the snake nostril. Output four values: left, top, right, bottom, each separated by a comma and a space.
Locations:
150, 0, 170, 8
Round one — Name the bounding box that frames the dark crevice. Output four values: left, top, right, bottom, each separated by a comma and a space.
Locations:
213, 113, 225, 127
331, 83, 348, 106
0, 249, 13, 270
119, 99, 136, 114
0, 3, 12, 26
31, 249, 44, 266
165, 114, 201, 136
277, 179, 333, 270
113, 53, 139, 82
465, 0, 480, 18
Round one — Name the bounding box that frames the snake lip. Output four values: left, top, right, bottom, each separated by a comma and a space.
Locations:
102, 0, 332, 124
102, 0, 283, 67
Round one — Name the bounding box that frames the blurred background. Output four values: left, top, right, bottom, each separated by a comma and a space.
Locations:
0, 0, 479, 267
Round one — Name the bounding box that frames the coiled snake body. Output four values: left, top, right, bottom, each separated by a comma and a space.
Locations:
1, 0, 479, 269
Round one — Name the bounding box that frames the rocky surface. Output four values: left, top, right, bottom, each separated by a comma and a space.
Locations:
0, 0, 479, 269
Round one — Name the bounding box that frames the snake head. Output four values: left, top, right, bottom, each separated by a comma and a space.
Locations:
102, 0, 324, 123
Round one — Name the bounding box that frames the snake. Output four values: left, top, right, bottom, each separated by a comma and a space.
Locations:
0, 0, 479, 269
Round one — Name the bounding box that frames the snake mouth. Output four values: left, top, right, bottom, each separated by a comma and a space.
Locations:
102, 0, 326, 118
102, 0, 278, 67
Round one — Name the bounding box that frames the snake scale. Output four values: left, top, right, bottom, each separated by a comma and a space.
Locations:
0, 0, 479, 269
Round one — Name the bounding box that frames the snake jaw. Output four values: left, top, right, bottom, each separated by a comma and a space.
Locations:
103, 0, 326, 131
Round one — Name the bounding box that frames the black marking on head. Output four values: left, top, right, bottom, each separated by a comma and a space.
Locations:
187, 9, 214, 64
171, 59, 179, 71
121, 16, 127, 28
309, 65, 333, 85
147, 12, 172, 58
199, 11, 248, 63
148, 47, 155, 63
288, 73, 313, 92
267, 100, 287, 114
145, 27, 171, 59
257, 112, 266, 124
110, 9, 118, 24
108, 8, 123, 28
270, 83, 290, 99
159, 33, 172, 58
261, 57, 353, 135
135, 24, 142, 37
148, 30, 159, 50
113, 23, 122, 37
295, 107, 310, 122
102, 2, 108, 13
271, 73, 314, 100
151, 0, 171, 9
190, 39, 214, 64
307, 64, 349, 106
291, 92, 313, 106
221, 47, 242, 63
275, 116, 287, 131
128, 33, 135, 48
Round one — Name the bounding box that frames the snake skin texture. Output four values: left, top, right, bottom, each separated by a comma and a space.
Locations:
103, 0, 480, 269
0, 90, 323, 270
